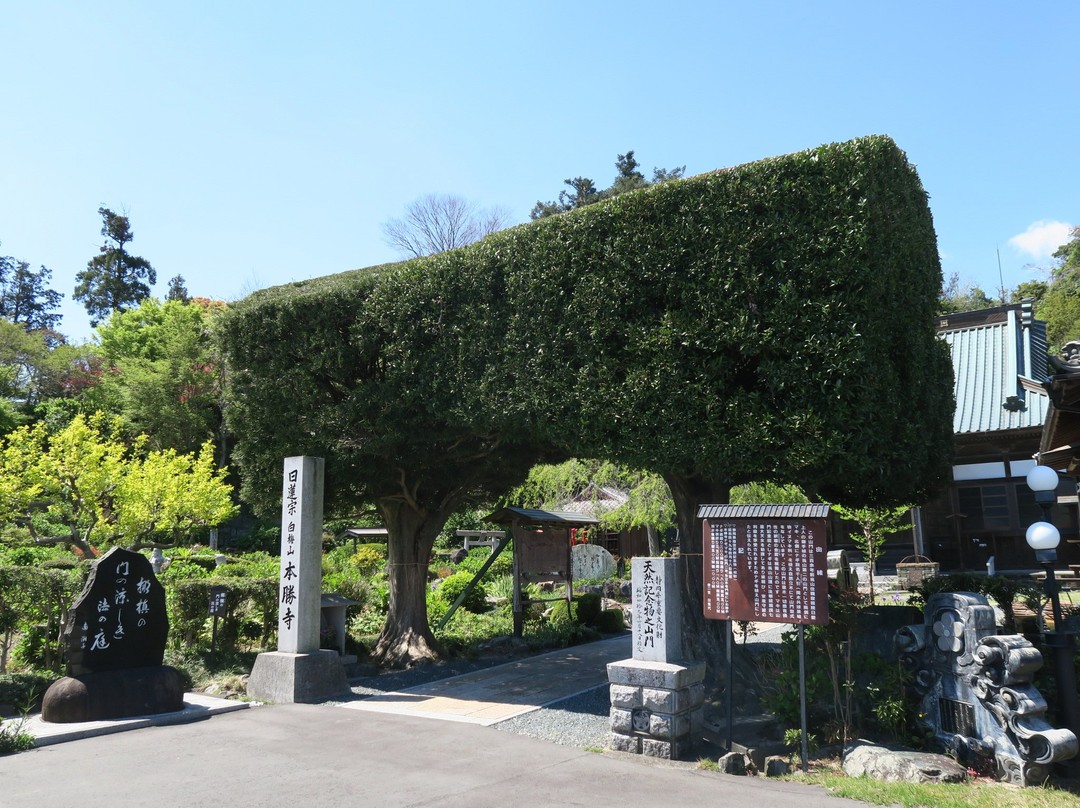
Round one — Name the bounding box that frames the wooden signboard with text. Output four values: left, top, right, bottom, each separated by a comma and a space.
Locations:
700, 504, 830, 626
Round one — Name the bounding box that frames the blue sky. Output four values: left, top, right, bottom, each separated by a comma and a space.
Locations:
2, 1, 1076, 344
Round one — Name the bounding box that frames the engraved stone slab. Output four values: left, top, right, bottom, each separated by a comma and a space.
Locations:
572, 543, 616, 581
64, 547, 167, 676
631, 556, 681, 663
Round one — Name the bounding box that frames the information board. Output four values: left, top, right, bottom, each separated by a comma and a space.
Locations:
702, 516, 829, 625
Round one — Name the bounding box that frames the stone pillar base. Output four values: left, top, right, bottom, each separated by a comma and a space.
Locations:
607, 658, 706, 760
247, 650, 349, 704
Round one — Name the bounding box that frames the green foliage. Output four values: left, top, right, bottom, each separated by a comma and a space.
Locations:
434, 508, 498, 551
938, 272, 998, 315
167, 575, 277, 650
530, 150, 685, 219
0, 413, 236, 556
594, 608, 625, 633
350, 544, 387, 576
73, 207, 156, 326
0, 672, 52, 712
435, 571, 488, 613
506, 458, 675, 533
830, 503, 911, 596
783, 728, 818, 760
575, 592, 603, 626
92, 298, 224, 454
729, 481, 810, 505
1034, 225, 1080, 350
908, 573, 1040, 634
163, 647, 258, 692
0, 248, 62, 331
455, 547, 512, 578
0, 562, 87, 672
0, 714, 34, 754
220, 135, 953, 664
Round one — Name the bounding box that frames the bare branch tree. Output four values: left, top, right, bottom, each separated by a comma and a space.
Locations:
383, 194, 510, 259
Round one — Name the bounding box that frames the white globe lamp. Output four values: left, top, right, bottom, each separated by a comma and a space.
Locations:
1026, 521, 1061, 552
1026, 465, 1060, 493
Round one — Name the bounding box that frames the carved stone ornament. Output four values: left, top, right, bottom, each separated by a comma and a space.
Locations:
1048, 341, 1080, 375
897, 592, 1078, 786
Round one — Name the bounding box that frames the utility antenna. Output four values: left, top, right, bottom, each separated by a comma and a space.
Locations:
997, 247, 1006, 304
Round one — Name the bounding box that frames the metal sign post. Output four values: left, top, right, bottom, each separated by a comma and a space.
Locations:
799, 623, 809, 773
698, 504, 832, 770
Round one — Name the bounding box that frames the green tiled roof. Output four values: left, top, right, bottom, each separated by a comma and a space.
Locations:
938, 303, 1049, 435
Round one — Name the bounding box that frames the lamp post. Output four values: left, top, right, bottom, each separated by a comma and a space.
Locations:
1025, 466, 1080, 754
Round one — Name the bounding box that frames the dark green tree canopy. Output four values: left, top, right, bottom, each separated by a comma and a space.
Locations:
166, 274, 190, 303
74, 207, 157, 325
0, 250, 63, 332
220, 135, 953, 664
1032, 226, 1080, 350
530, 150, 685, 219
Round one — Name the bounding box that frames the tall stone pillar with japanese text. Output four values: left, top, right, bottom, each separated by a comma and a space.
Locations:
278, 455, 323, 654
248, 456, 349, 703
608, 557, 705, 760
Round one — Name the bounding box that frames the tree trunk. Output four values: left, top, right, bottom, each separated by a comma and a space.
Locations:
646, 524, 662, 556
664, 473, 731, 668
371, 496, 451, 667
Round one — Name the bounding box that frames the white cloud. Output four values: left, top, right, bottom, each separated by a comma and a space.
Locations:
1008, 220, 1074, 260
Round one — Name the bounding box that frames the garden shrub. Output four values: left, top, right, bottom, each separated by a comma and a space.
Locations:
547, 600, 573, 625
0, 563, 87, 673
908, 573, 1041, 634
0, 672, 53, 712
575, 593, 603, 627
350, 544, 386, 576
594, 608, 625, 633
435, 571, 488, 613
455, 547, 512, 577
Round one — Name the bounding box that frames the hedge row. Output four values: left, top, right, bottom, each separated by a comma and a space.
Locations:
220, 135, 952, 517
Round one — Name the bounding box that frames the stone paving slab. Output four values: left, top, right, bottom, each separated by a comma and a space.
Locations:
340, 634, 631, 725
20, 692, 256, 746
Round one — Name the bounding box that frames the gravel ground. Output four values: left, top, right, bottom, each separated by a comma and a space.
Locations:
493, 685, 611, 748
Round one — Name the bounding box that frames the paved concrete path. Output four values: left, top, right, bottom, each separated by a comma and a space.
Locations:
341, 633, 631, 724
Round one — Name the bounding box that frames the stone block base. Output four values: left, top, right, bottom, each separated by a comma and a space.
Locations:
247, 650, 350, 704
42, 665, 185, 723
607, 658, 705, 760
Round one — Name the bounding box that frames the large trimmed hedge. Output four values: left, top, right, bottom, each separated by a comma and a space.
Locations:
217, 135, 953, 663
221, 135, 950, 510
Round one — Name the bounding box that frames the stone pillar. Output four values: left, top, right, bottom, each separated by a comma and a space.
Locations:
277, 456, 323, 654
247, 456, 348, 703
608, 557, 705, 760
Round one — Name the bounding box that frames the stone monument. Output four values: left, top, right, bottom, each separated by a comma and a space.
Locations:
247, 456, 349, 703
607, 557, 705, 759
42, 546, 185, 722
897, 591, 1078, 785
571, 543, 616, 582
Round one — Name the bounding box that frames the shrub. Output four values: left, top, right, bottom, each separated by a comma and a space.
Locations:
455, 547, 512, 577
594, 609, 625, 633
0, 673, 53, 713
350, 545, 386, 576
0, 715, 34, 754
435, 571, 488, 613
575, 593, 603, 626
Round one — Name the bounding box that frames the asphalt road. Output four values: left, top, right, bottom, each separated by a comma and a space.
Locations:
0, 703, 871, 808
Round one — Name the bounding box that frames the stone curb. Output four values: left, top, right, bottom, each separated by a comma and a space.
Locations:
20, 692, 257, 747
